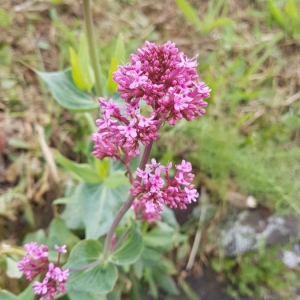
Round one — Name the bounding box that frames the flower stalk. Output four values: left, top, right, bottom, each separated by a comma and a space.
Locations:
102, 141, 154, 259
83, 0, 103, 96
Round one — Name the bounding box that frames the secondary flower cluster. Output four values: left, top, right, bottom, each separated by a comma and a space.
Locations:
18, 243, 69, 300
92, 41, 210, 164
92, 98, 159, 163
131, 159, 199, 221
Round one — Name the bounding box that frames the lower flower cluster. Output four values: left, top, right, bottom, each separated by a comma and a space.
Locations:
131, 159, 199, 221
18, 243, 69, 300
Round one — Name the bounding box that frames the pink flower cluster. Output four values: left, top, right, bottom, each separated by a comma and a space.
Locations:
131, 159, 199, 219
114, 41, 210, 125
18, 243, 69, 300
132, 198, 162, 222
92, 98, 159, 163
92, 41, 210, 163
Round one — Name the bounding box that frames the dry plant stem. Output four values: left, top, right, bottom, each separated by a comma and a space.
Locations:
102, 141, 154, 259
186, 187, 208, 271
83, 0, 103, 96
0, 248, 26, 256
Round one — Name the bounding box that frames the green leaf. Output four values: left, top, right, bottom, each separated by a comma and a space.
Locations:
69, 35, 95, 91
66, 240, 117, 295
107, 290, 122, 300
77, 182, 128, 239
0, 45, 12, 65
110, 223, 143, 265
178, 277, 199, 300
37, 69, 98, 111
144, 229, 173, 251
52, 197, 76, 205
56, 151, 102, 184
106, 34, 126, 92
0, 290, 18, 300
68, 288, 107, 300
18, 283, 35, 300
65, 239, 102, 268
5, 257, 22, 279
23, 200, 35, 227
104, 171, 130, 188
133, 259, 144, 279
78, 36, 95, 90
202, 18, 234, 34
70, 263, 117, 294
60, 198, 85, 230
129, 274, 146, 300
161, 206, 178, 228
48, 217, 80, 251
285, 0, 297, 19
70, 47, 86, 90
0, 8, 10, 28
267, 0, 289, 32
145, 268, 158, 298
144, 222, 175, 251
23, 229, 47, 245
152, 268, 179, 295
175, 0, 202, 30
94, 157, 110, 180
106, 57, 119, 92
140, 247, 162, 267
114, 34, 126, 63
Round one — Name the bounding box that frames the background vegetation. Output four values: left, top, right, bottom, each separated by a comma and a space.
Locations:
1, 0, 300, 299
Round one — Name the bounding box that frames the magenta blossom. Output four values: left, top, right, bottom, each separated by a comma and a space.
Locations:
18, 242, 69, 300
131, 159, 199, 213
113, 41, 210, 125
132, 198, 162, 222
92, 41, 210, 164
92, 98, 159, 163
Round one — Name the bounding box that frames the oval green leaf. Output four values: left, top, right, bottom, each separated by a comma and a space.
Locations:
65, 240, 117, 295
77, 182, 129, 239
110, 223, 143, 265
0, 291, 18, 300
56, 151, 102, 184
67, 262, 117, 295
65, 239, 103, 269
37, 69, 98, 111
67, 288, 107, 300
48, 217, 80, 251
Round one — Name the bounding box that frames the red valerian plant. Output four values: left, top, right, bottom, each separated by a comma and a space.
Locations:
18, 41, 210, 300
93, 41, 209, 224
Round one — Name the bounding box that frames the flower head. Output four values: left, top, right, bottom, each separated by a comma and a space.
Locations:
54, 245, 67, 254
18, 244, 69, 300
113, 41, 210, 125
132, 199, 162, 222
92, 98, 159, 163
131, 159, 199, 213
92, 41, 210, 164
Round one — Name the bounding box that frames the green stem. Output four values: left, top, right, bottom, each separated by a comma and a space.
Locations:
84, 112, 97, 132
83, 0, 103, 96
141, 221, 149, 234
102, 142, 154, 259
111, 229, 130, 252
